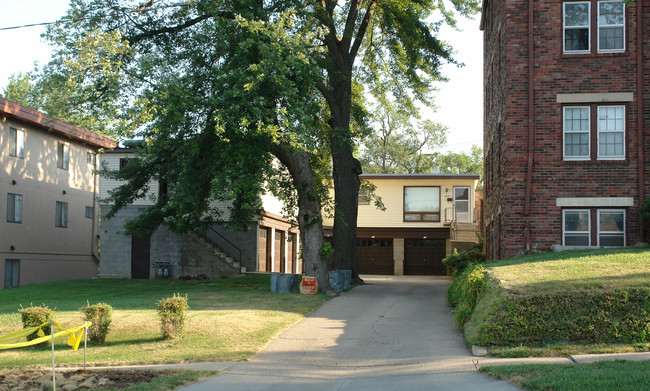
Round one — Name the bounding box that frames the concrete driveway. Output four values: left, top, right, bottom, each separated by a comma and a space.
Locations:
178, 275, 521, 390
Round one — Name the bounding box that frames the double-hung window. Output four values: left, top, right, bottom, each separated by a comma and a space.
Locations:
57, 142, 69, 170
562, 209, 626, 247
563, 105, 625, 161
7, 193, 22, 223
55, 201, 68, 228
404, 187, 440, 222
9, 128, 25, 158
597, 106, 625, 159
563, 210, 590, 246
564, 2, 590, 53
563, 1, 625, 54
598, 1, 625, 52
598, 210, 625, 246
563, 107, 590, 160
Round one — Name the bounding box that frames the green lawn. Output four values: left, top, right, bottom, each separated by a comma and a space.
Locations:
0, 275, 329, 368
487, 247, 650, 293
481, 360, 650, 391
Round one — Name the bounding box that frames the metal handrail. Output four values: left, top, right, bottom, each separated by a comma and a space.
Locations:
204, 225, 242, 264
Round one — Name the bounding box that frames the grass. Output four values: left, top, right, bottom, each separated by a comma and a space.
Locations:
490, 343, 650, 358
486, 247, 650, 293
0, 275, 329, 369
100, 370, 217, 391
480, 360, 650, 391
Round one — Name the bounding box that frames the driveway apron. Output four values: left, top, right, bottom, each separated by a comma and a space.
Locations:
179, 275, 521, 390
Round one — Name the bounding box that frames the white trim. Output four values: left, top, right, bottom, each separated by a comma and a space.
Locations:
563, 1, 591, 54
597, 0, 625, 53
562, 209, 591, 246
556, 92, 634, 103
563, 106, 591, 160
556, 197, 634, 207
597, 209, 626, 247
596, 105, 625, 160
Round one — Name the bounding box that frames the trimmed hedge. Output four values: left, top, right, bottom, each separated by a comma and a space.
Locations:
465, 286, 650, 346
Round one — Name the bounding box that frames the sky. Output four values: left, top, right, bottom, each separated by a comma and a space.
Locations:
0, 1, 483, 154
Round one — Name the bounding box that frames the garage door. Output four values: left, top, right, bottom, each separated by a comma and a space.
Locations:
404, 239, 446, 275
357, 238, 394, 275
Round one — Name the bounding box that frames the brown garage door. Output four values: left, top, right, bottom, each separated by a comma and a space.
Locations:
404, 239, 446, 275
258, 228, 271, 272
357, 238, 394, 275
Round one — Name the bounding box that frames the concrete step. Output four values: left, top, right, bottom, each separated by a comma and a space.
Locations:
240, 266, 247, 273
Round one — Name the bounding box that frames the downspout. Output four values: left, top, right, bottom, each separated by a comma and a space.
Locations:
637, 2, 645, 242
524, 0, 535, 252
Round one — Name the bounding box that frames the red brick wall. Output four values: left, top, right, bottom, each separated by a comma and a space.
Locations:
483, 0, 649, 259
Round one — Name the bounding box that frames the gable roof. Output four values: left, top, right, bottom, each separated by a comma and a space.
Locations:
0, 97, 116, 149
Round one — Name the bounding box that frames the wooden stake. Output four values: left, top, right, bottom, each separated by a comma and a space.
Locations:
51, 320, 56, 391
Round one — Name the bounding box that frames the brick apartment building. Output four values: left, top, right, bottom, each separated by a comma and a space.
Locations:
481, 0, 649, 259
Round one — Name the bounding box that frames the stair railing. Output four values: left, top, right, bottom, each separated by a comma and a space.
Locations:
203, 225, 242, 264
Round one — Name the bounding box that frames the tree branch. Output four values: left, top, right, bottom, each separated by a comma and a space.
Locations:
128, 13, 232, 43
349, 0, 377, 61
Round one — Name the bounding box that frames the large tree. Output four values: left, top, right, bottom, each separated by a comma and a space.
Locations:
36, 0, 479, 289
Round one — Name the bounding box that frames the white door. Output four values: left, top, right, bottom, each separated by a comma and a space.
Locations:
453, 187, 471, 223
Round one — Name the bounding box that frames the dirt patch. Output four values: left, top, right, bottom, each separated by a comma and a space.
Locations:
0, 369, 170, 391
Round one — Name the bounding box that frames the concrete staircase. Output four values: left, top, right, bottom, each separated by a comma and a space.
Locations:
194, 236, 247, 274
452, 222, 480, 243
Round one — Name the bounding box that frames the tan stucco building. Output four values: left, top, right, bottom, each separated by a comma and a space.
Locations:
1, 98, 116, 289
323, 174, 481, 276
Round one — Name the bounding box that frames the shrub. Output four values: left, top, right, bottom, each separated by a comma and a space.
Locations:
18, 305, 52, 346
467, 288, 650, 346
80, 302, 113, 344
158, 293, 189, 339
449, 264, 489, 328
442, 237, 486, 277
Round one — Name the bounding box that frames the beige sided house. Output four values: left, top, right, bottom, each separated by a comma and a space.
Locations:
0, 97, 116, 289
99, 148, 301, 279
323, 174, 481, 275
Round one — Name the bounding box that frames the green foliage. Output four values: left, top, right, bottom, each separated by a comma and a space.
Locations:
18, 305, 52, 345
447, 264, 489, 328
80, 302, 113, 344
442, 235, 485, 277
436, 145, 484, 188
157, 294, 189, 340
319, 242, 335, 259
468, 288, 650, 346
640, 198, 650, 224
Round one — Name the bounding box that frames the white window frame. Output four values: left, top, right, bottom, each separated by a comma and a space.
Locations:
563, 106, 591, 161
55, 201, 68, 228
87, 151, 96, 166
597, 209, 625, 247
597, 105, 625, 160
57, 142, 69, 170
358, 188, 370, 205
597, 0, 625, 53
562, 209, 591, 246
9, 128, 25, 158
7, 193, 23, 223
563, 1, 591, 54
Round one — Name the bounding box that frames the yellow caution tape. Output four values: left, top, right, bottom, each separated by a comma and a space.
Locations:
0, 321, 92, 350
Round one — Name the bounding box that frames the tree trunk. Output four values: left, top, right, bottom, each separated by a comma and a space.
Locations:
273, 143, 332, 293
328, 61, 364, 284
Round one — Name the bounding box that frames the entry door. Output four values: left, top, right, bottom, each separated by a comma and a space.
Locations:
131, 236, 151, 279
453, 187, 471, 222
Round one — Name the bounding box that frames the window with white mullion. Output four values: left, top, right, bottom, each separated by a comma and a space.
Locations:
563, 106, 591, 160
597, 209, 625, 247
598, 1, 625, 52
564, 2, 591, 53
597, 105, 625, 159
563, 209, 591, 246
